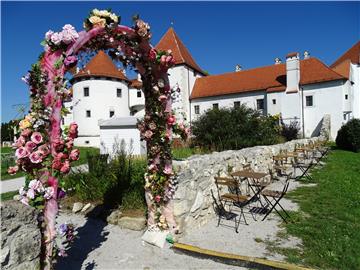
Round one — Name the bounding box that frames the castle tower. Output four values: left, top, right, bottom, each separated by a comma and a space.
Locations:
156, 27, 206, 123
71, 51, 131, 147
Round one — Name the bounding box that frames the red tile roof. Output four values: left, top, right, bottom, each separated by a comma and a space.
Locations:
331, 41, 360, 68
129, 79, 143, 89
155, 27, 205, 75
191, 58, 345, 99
330, 41, 360, 79
73, 51, 129, 81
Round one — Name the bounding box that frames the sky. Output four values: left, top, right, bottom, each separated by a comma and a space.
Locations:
1, 1, 359, 122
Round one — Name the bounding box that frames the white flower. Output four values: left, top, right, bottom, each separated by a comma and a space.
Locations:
51, 32, 63, 45
29, 179, 44, 192
45, 30, 54, 41
19, 186, 26, 196
98, 10, 111, 17
110, 13, 118, 23
44, 187, 55, 200
92, 8, 101, 16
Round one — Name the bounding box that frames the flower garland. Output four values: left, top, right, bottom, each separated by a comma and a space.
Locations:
10, 8, 188, 269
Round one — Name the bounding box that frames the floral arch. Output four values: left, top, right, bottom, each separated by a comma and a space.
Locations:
9, 9, 189, 269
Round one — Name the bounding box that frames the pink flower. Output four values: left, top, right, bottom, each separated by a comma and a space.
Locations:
53, 139, 65, 152
165, 130, 171, 140
155, 195, 161, 203
27, 189, 35, 199
68, 122, 78, 138
61, 24, 79, 44
185, 127, 191, 136
8, 166, 19, 175
149, 48, 157, 61
44, 187, 55, 200
144, 130, 153, 139
15, 147, 29, 159
60, 160, 71, 174
163, 164, 173, 175
167, 115, 176, 126
29, 151, 43, 164
50, 32, 63, 45
52, 158, 62, 170
38, 144, 50, 156
31, 132, 43, 144
13, 136, 26, 148
21, 128, 32, 137
148, 164, 158, 172
69, 149, 80, 161
158, 95, 167, 102
20, 197, 29, 206
64, 55, 77, 67
25, 141, 37, 151
29, 180, 44, 192
160, 55, 167, 64
45, 30, 54, 41
65, 139, 74, 149
178, 122, 185, 130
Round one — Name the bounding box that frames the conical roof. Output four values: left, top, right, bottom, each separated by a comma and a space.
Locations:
73, 51, 129, 81
156, 27, 205, 75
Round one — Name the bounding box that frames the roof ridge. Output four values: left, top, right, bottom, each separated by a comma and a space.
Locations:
331, 40, 360, 68
170, 28, 185, 63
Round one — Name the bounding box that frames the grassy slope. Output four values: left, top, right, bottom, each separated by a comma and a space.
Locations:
1, 146, 99, 181
281, 149, 360, 269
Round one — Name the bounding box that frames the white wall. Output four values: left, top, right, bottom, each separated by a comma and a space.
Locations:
129, 87, 145, 114
351, 64, 360, 119
190, 91, 267, 121
266, 92, 282, 116
72, 78, 130, 147
302, 80, 345, 139
168, 65, 203, 123
99, 126, 144, 156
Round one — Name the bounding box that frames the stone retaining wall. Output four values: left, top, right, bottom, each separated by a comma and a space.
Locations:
173, 137, 322, 233
1, 201, 41, 270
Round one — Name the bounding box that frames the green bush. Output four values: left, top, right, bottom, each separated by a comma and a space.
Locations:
191, 105, 281, 151
281, 120, 300, 141
336, 119, 360, 152
63, 141, 147, 209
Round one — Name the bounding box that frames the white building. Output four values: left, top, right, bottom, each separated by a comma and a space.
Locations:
191, 42, 360, 140
64, 29, 359, 153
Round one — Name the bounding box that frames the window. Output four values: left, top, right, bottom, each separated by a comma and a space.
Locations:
256, 99, 264, 110
272, 99, 276, 105
305, 96, 313, 107
83, 87, 89, 97
345, 94, 348, 100
194, 105, 200, 115
117, 88, 122, 98
137, 90, 142, 98
85, 140, 90, 144
86, 110, 91, 118
213, 103, 219, 110
234, 101, 240, 108
109, 110, 115, 118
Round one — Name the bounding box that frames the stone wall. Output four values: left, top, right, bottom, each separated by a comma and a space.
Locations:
1, 201, 41, 270
172, 137, 320, 233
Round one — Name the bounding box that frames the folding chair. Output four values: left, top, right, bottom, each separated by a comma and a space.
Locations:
261, 176, 291, 223
213, 177, 253, 231
292, 156, 314, 181
210, 189, 238, 231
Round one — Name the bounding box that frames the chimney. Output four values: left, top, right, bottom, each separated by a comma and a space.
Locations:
235, 64, 242, 72
303, 50, 310, 59
286, 52, 300, 92
137, 73, 142, 82
274, 57, 282, 65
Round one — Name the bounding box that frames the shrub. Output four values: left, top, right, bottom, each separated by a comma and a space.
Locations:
336, 119, 360, 152
191, 105, 281, 151
63, 141, 147, 209
281, 120, 300, 141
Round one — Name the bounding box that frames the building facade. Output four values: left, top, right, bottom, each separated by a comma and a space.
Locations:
63, 28, 359, 152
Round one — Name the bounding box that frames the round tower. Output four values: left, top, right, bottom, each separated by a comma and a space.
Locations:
71, 51, 130, 147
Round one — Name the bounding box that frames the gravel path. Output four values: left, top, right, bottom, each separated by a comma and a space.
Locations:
1, 164, 88, 193
55, 179, 312, 270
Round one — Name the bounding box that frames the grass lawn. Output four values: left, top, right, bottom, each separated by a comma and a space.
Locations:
1, 146, 99, 181
0, 191, 18, 201
277, 149, 360, 269
172, 147, 208, 160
